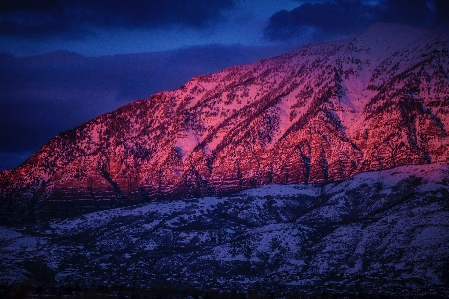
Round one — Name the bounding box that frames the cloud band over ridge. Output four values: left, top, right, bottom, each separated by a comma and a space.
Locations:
264, 0, 449, 41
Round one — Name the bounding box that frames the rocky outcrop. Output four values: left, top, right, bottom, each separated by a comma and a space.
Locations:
1, 23, 449, 220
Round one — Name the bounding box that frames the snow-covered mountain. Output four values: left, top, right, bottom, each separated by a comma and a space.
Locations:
1, 22, 449, 223
1, 163, 448, 295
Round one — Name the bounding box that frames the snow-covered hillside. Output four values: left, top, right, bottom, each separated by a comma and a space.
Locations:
1, 164, 448, 295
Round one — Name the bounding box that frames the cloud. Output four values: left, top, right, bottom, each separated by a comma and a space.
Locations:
0, 0, 235, 38
264, 0, 449, 41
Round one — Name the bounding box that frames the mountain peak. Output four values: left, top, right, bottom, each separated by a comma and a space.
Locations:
1, 23, 449, 223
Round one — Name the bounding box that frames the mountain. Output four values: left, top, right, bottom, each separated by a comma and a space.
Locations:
0, 44, 294, 171
1, 23, 449, 223
1, 163, 448, 295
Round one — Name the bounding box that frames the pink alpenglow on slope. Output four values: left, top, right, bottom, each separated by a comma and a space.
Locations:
0, 23, 448, 221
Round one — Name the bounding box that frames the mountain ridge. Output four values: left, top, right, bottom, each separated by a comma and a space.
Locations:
1, 23, 449, 222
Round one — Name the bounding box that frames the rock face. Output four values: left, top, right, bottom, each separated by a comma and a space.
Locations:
1, 23, 449, 219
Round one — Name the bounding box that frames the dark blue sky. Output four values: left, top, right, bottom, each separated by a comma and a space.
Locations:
1, 0, 300, 56
2, 0, 448, 56
1, 0, 449, 171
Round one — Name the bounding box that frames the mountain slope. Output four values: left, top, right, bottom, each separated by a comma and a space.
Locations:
1, 163, 448, 294
1, 23, 449, 222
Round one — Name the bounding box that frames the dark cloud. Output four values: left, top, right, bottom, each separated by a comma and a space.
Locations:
264, 0, 449, 41
0, 0, 235, 38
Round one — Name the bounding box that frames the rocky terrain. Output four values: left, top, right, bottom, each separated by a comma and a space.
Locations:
1, 23, 449, 223
1, 163, 448, 296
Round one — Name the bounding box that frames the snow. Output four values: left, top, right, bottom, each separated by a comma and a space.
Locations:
0, 227, 22, 240
240, 183, 322, 197
0, 227, 40, 253
174, 130, 201, 161
411, 226, 448, 247
354, 23, 428, 65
